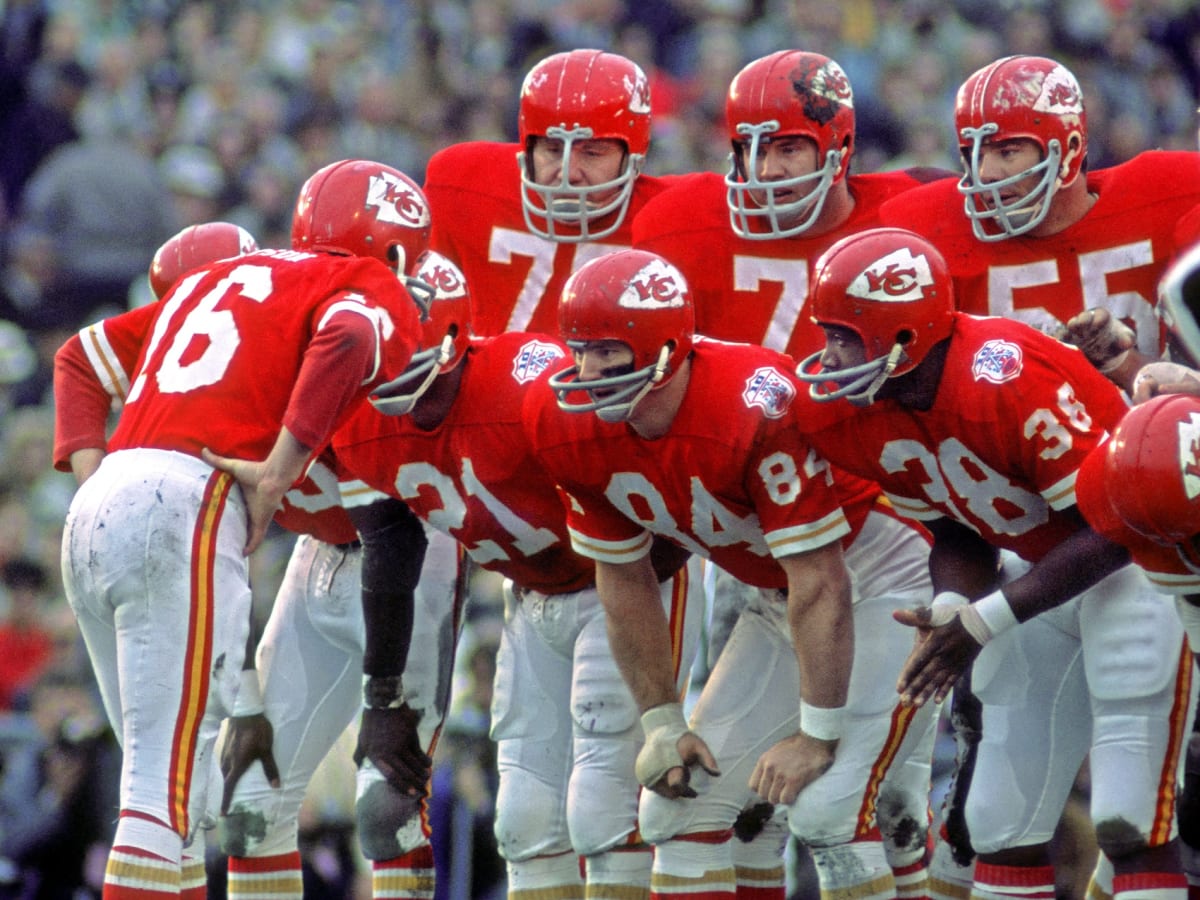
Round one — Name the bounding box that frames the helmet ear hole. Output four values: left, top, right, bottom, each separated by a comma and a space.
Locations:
896, 329, 914, 346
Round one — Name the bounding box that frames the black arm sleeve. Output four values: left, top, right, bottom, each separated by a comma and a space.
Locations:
347, 497, 428, 678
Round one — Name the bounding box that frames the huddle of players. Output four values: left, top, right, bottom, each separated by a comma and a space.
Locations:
52, 40, 1200, 900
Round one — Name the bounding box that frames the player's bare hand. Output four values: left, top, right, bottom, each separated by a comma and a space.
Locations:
201, 448, 285, 555
1056, 307, 1134, 370
749, 732, 835, 805
893, 607, 980, 707
645, 732, 721, 799
355, 704, 431, 797
220, 713, 280, 814
1132, 361, 1200, 403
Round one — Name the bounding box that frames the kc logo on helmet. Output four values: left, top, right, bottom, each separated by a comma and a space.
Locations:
418, 258, 467, 299
618, 259, 687, 309
848, 248, 934, 303
367, 172, 431, 228
743, 366, 796, 419
972, 339, 1023, 384
1178, 412, 1200, 501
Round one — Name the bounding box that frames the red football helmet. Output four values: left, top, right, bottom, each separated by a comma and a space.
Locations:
796, 227, 955, 404
370, 250, 472, 416
1158, 241, 1200, 369
1104, 393, 1200, 559
149, 221, 258, 299
955, 55, 1087, 241
517, 49, 652, 242
724, 50, 855, 240
551, 249, 694, 422
291, 159, 431, 276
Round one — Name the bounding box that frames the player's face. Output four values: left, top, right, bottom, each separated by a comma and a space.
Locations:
966, 137, 1044, 207
818, 324, 867, 372
574, 339, 636, 394
530, 136, 626, 197
738, 134, 821, 204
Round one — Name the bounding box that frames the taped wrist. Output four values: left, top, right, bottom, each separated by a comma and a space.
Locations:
957, 589, 1018, 646
929, 591, 970, 626
635, 702, 688, 788
232, 669, 264, 717
1099, 349, 1130, 375
363, 674, 409, 709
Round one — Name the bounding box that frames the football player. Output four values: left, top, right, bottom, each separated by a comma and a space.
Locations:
634, 49, 952, 361
56, 174, 459, 900
879, 55, 1200, 392
525, 249, 940, 900
423, 48, 675, 337
331, 261, 704, 900
795, 226, 1195, 900
55, 160, 427, 900
631, 50, 957, 899
422, 47, 706, 899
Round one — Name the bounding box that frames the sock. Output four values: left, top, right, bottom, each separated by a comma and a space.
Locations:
585, 846, 652, 900
810, 839, 894, 900
373, 845, 436, 900
1112, 871, 1188, 900
891, 834, 934, 900
652, 832, 736, 900
180, 856, 207, 900
104, 847, 181, 900
1088, 854, 1114, 900
104, 814, 184, 900
970, 863, 1055, 900
928, 835, 975, 900
508, 852, 585, 900
227, 852, 303, 900
732, 814, 788, 900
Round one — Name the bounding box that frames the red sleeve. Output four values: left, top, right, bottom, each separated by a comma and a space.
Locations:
283, 310, 386, 451
53, 333, 117, 471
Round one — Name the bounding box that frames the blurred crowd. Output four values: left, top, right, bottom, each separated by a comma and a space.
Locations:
0, 0, 1197, 897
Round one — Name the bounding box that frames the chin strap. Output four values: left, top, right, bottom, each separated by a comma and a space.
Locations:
855, 342, 906, 406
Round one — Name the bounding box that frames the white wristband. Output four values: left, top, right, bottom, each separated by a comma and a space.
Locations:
958, 589, 1019, 646
799, 700, 845, 742
232, 669, 264, 717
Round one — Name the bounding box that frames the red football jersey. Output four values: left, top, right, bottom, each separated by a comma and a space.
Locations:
880, 152, 1200, 356
106, 249, 419, 464
1075, 444, 1200, 593
633, 170, 941, 361
423, 141, 678, 336
334, 332, 593, 594
800, 315, 1130, 562
52, 284, 369, 544
524, 338, 870, 589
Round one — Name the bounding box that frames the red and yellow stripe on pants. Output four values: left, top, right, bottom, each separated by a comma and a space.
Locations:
168, 470, 233, 837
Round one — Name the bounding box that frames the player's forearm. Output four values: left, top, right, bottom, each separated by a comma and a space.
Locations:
594, 558, 679, 711
350, 498, 428, 678
1002, 525, 1130, 623
258, 428, 315, 502
69, 448, 106, 486
783, 546, 853, 711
